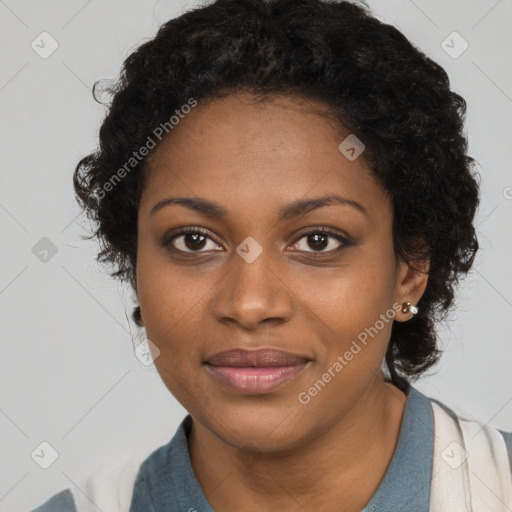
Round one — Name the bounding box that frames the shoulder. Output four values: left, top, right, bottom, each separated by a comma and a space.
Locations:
29, 489, 77, 512
27, 448, 155, 512
497, 428, 512, 474
424, 389, 512, 476
26, 421, 186, 512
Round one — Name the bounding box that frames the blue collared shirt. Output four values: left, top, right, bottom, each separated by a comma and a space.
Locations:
31, 382, 512, 512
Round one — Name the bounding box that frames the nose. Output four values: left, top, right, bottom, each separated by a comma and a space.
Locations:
212, 248, 294, 330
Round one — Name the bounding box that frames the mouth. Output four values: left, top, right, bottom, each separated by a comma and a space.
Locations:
204, 348, 312, 394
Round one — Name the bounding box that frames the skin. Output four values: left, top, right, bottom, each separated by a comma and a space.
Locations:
135, 91, 429, 511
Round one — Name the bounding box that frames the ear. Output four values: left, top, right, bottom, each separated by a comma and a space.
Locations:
133, 305, 144, 327
393, 253, 429, 322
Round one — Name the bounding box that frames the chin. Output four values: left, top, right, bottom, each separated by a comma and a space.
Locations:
198, 399, 313, 453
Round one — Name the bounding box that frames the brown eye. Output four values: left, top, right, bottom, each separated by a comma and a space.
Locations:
164, 228, 223, 253
290, 229, 351, 253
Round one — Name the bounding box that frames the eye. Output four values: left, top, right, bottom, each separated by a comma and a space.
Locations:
164, 227, 223, 253
289, 228, 351, 254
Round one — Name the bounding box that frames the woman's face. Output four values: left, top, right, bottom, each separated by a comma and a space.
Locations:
136, 92, 423, 451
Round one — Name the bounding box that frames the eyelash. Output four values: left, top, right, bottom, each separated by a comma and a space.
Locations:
163, 226, 352, 255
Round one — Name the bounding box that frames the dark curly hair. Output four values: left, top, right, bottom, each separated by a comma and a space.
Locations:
73, 0, 480, 387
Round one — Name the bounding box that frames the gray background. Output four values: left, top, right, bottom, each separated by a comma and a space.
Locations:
0, 0, 511, 510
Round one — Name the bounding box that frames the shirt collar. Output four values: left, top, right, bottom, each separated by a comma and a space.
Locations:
361, 381, 434, 511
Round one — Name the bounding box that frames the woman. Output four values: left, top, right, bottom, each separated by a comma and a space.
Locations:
31, 0, 512, 510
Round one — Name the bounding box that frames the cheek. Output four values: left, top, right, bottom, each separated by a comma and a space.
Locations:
136, 247, 213, 335
144, 304, 209, 408
294, 259, 394, 327
135, 263, 208, 381
140, 281, 206, 365
290, 258, 396, 368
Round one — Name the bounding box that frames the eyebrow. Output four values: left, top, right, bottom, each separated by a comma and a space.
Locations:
149, 194, 368, 220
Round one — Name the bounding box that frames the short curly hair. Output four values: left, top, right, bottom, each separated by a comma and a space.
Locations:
73, 0, 480, 386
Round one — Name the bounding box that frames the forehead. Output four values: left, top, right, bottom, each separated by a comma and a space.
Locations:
140, 92, 389, 221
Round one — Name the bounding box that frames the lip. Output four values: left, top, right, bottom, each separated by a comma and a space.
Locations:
206, 348, 310, 367
204, 348, 311, 394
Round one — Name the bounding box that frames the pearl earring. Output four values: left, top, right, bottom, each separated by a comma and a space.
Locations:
401, 302, 418, 315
